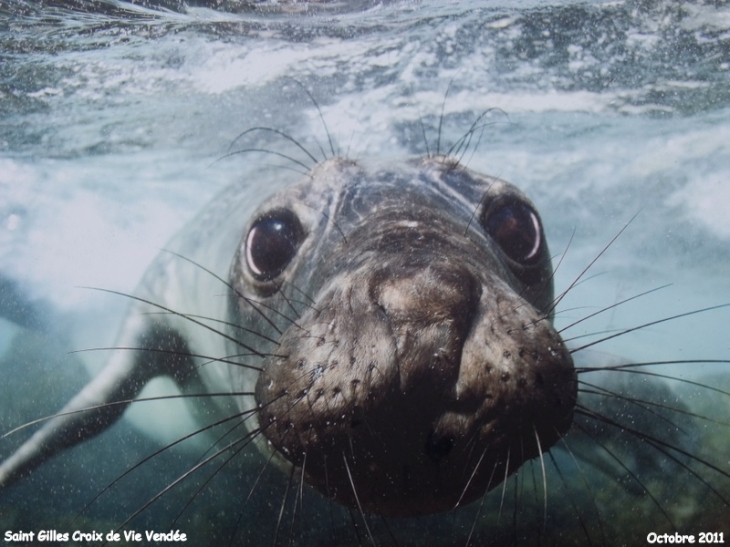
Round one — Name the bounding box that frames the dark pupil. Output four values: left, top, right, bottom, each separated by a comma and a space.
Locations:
246, 216, 299, 281
485, 202, 542, 264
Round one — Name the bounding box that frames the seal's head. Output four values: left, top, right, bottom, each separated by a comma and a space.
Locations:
231, 156, 576, 517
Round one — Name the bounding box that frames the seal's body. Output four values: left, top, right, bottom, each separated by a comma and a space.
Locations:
0, 155, 577, 517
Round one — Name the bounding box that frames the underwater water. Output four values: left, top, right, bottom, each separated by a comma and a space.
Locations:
0, 0, 729, 545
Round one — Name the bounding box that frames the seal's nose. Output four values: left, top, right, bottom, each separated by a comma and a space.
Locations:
372, 262, 481, 395
254, 219, 574, 517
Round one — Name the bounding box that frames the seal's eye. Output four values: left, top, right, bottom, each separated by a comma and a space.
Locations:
483, 200, 543, 265
245, 211, 302, 281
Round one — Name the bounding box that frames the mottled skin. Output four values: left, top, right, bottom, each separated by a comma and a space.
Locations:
0, 155, 576, 518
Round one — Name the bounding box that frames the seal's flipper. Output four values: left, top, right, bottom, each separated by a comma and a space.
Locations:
0, 315, 195, 490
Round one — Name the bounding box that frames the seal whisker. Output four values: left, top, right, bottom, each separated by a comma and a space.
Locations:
508, 469, 522, 541
569, 303, 730, 354
538, 228, 636, 330
195, 352, 269, 370
244, 426, 304, 546
227, 504, 248, 547
630, 440, 730, 515
72, 412, 258, 526
455, 445, 490, 509
577, 362, 730, 506
71, 346, 263, 372
454, 119, 498, 167
287, 452, 308, 546
342, 105, 365, 161
569, 418, 678, 529
227, 126, 319, 166
212, 148, 313, 175
170, 427, 262, 528
272, 465, 296, 547
577, 380, 722, 431
151, 312, 282, 347
439, 108, 492, 157
271, 281, 303, 321
2, 392, 254, 439
546, 214, 639, 318
82, 286, 279, 358
408, 86, 426, 158
286, 78, 336, 160
496, 447, 512, 524
532, 425, 548, 533
189, 411, 260, 468
342, 453, 377, 546
163, 250, 298, 336
435, 79, 455, 156
455, 120, 485, 167
577, 362, 730, 403
446, 108, 507, 159
636, 440, 730, 505
111, 433, 257, 535
574, 408, 730, 505
464, 462, 499, 547
257, 162, 316, 179
282, 317, 337, 347
577, 358, 730, 376
599, 421, 730, 509
561, 327, 626, 343
555, 431, 607, 528
459, 426, 490, 476
448, 115, 483, 161
248, 439, 281, 505
459, 118, 511, 168
545, 448, 602, 546
521, 232, 577, 323
265, 287, 326, 329
320, 455, 339, 544
277, 279, 318, 308
88, 392, 289, 535
414, 97, 431, 158
462, 182, 495, 237
521, 242, 582, 323
550, 227, 576, 277
227, 434, 286, 547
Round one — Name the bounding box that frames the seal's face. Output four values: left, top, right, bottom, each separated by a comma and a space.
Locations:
231, 156, 576, 517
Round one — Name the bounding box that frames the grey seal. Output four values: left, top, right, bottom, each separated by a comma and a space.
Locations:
0, 154, 576, 518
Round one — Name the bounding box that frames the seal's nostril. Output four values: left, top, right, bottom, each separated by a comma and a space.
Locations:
425, 431, 454, 463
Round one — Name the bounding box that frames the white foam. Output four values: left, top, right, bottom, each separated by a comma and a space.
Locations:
672, 171, 730, 239
0, 155, 215, 311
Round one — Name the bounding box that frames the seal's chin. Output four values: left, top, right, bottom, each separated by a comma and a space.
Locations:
253, 258, 576, 517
